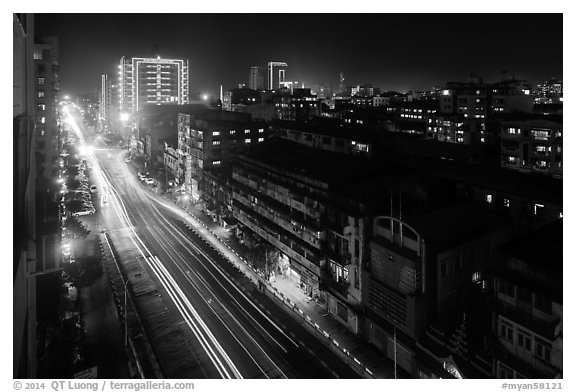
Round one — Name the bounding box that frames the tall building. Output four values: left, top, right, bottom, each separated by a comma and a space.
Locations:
249, 66, 265, 90
119, 56, 189, 114
14, 12, 38, 379
34, 36, 60, 182
338, 71, 345, 96
100, 74, 120, 131
267, 61, 288, 90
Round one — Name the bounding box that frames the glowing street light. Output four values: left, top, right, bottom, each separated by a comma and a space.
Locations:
201, 94, 209, 101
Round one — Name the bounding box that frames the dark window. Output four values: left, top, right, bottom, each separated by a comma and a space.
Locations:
499, 278, 515, 298
534, 293, 552, 313
440, 261, 447, 278
535, 338, 552, 362
336, 301, 348, 321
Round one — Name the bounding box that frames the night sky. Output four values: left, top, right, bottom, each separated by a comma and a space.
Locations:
34, 13, 563, 98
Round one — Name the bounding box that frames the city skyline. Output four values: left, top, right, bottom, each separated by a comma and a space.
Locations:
34, 13, 563, 98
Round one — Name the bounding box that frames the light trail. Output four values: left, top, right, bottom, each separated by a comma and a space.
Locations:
65, 108, 243, 379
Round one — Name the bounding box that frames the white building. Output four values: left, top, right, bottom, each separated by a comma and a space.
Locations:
119, 56, 189, 114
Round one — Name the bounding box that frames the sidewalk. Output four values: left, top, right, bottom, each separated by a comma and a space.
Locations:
161, 194, 400, 379
74, 214, 131, 378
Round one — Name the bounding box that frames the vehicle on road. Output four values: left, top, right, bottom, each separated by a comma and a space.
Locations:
145, 178, 155, 185
72, 207, 95, 217
124, 158, 131, 163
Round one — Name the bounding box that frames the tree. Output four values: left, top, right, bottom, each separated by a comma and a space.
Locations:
62, 255, 103, 288
64, 216, 89, 239
65, 199, 84, 213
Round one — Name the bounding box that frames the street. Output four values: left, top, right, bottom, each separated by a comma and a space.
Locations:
66, 107, 359, 379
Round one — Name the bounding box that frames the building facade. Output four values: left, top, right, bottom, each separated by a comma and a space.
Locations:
267, 61, 288, 90
119, 56, 189, 114
500, 117, 562, 178
100, 73, 120, 132
14, 13, 38, 379
249, 66, 265, 90
490, 220, 562, 378
177, 110, 267, 201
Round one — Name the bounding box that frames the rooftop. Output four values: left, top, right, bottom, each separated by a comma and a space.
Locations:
406, 202, 512, 251
499, 219, 563, 277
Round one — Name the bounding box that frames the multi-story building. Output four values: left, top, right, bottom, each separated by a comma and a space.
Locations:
230, 140, 367, 314
385, 101, 438, 135
365, 202, 512, 377
534, 78, 563, 105
177, 110, 267, 201
77, 93, 99, 128
221, 87, 260, 112
271, 119, 376, 157
425, 114, 485, 145
160, 136, 179, 183
100, 73, 120, 132
134, 104, 203, 169
500, 115, 562, 178
33, 36, 61, 276
490, 220, 562, 378
351, 84, 381, 97
14, 13, 38, 378
34, 36, 60, 182
438, 76, 533, 145
249, 66, 265, 90
267, 61, 288, 90
119, 56, 189, 114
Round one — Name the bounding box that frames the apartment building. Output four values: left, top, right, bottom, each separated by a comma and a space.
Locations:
177, 110, 267, 201
490, 220, 562, 378
500, 116, 562, 178
119, 56, 189, 114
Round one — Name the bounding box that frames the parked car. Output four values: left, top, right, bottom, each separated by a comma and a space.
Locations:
145, 178, 155, 185
72, 207, 95, 217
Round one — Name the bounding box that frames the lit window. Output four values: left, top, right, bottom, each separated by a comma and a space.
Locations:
245, 129, 250, 134
213, 140, 220, 146
245, 138, 251, 143
40, 117, 46, 124
38, 91, 45, 98
37, 77, 45, 86
258, 128, 264, 133
213, 131, 220, 136
213, 160, 221, 165
503, 198, 510, 208
533, 203, 544, 216
230, 130, 235, 135
258, 138, 264, 142
486, 194, 493, 204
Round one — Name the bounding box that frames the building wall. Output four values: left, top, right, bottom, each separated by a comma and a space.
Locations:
13, 13, 38, 378
120, 56, 189, 113
500, 120, 562, 178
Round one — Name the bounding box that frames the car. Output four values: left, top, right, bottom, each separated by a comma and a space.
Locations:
124, 158, 131, 163
145, 178, 155, 185
72, 207, 95, 217
90, 185, 97, 193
